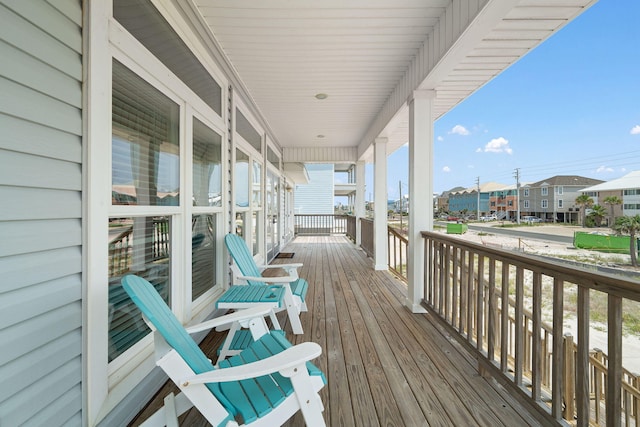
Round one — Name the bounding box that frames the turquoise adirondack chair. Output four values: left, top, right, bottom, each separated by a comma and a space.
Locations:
122, 274, 326, 427
219, 233, 308, 335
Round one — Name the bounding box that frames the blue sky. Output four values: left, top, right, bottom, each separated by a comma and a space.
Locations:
365, 0, 640, 201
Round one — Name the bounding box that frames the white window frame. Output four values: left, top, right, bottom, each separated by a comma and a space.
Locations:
86, 3, 230, 422
541, 187, 548, 196
542, 199, 549, 209
523, 188, 529, 197
558, 199, 563, 208
233, 97, 265, 260
524, 200, 530, 209
556, 186, 563, 195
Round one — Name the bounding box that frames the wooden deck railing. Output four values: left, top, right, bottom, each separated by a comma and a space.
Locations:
346, 215, 357, 242
360, 218, 374, 258
294, 214, 348, 235
388, 226, 408, 281
421, 231, 640, 426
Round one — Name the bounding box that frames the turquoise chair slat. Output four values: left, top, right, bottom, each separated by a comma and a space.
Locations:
227, 349, 278, 418
237, 340, 289, 408
217, 329, 286, 356
225, 234, 262, 282
217, 331, 295, 423
121, 275, 237, 425
246, 336, 293, 399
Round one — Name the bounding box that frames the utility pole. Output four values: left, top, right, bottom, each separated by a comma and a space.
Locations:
476, 176, 480, 220
514, 168, 521, 224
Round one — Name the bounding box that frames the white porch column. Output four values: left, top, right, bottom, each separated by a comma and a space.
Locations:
407, 90, 435, 312
355, 160, 365, 246
373, 138, 388, 270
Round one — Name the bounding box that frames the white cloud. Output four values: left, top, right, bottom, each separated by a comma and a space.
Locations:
631, 125, 640, 135
483, 137, 513, 154
596, 165, 614, 173
475, 147, 482, 152
621, 167, 627, 172
449, 125, 470, 136
442, 166, 451, 172
437, 136, 444, 142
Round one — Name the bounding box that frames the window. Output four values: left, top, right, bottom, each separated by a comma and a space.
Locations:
192, 118, 222, 207
523, 189, 529, 197
558, 199, 563, 208
624, 189, 640, 196
235, 147, 263, 256
191, 214, 217, 300
235, 149, 250, 208
109, 61, 181, 361
541, 187, 548, 196
542, 199, 548, 208
524, 200, 530, 209
107, 215, 171, 361
556, 186, 563, 195
112, 60, 180, 206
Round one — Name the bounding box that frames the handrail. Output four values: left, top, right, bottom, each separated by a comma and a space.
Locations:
421, 230, 640, 426
388, 225, 408, 281
360, 218, 374, 258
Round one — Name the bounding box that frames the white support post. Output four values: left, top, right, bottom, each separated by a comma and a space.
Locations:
355, 161, 365, 246
373, 138, 388, 270
407, 90, 435, 313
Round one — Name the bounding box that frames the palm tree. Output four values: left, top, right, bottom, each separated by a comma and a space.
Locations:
603, 195, 623, 227
574, 194, 594, 226
588, 204, 607, 227
613, 215, 640, 267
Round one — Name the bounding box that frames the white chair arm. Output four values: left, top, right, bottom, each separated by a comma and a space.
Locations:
182, 342, 322, 385
260, 263, 303, 270
185, 305, 273, 334
237, 274, 297, 284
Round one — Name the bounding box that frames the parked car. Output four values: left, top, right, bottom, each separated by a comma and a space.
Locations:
522, 216, 542, 223
447, 215, 460, 222
480, 214, 497, 221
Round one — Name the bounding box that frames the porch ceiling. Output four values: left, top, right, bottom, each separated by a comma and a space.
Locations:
190, 0, 596, 161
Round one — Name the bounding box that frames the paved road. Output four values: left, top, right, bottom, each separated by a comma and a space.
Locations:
466, 223, 575, 245
435, 220, 608, 246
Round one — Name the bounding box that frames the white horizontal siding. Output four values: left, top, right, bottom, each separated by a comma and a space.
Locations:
294, 164, 334, 214
0, 0, 83, 425
283, 146, 357, 163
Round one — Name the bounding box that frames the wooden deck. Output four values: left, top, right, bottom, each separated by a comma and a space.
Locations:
131, 236, 547, 426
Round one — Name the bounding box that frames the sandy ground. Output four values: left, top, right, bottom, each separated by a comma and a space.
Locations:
438, 223, 640, 373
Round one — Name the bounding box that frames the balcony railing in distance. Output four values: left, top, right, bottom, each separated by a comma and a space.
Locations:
421, 230, 640, 427
294, 214, 349, 236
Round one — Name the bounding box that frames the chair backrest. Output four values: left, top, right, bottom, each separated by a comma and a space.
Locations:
224, 233, 262, 285
121, 275, 237, 419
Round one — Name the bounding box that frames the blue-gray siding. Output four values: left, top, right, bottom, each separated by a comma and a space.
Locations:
0, 0, 83, 425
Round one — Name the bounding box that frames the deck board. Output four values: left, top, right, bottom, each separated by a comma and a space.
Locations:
130, 236, 546, 427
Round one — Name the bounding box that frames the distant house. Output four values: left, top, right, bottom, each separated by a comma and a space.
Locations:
436, 187, 464, 213
580, 170, 640, 222
489, 184, 520, 221
520, 175, 604, 222
294, 164, 335, 214
448, 182, 507, 216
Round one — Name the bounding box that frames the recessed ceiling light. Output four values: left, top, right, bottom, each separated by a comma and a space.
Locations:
315, 93, 328, 100
317, 134, 325, 138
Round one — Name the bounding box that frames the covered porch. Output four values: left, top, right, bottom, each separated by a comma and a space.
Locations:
132, 236, 546, 426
